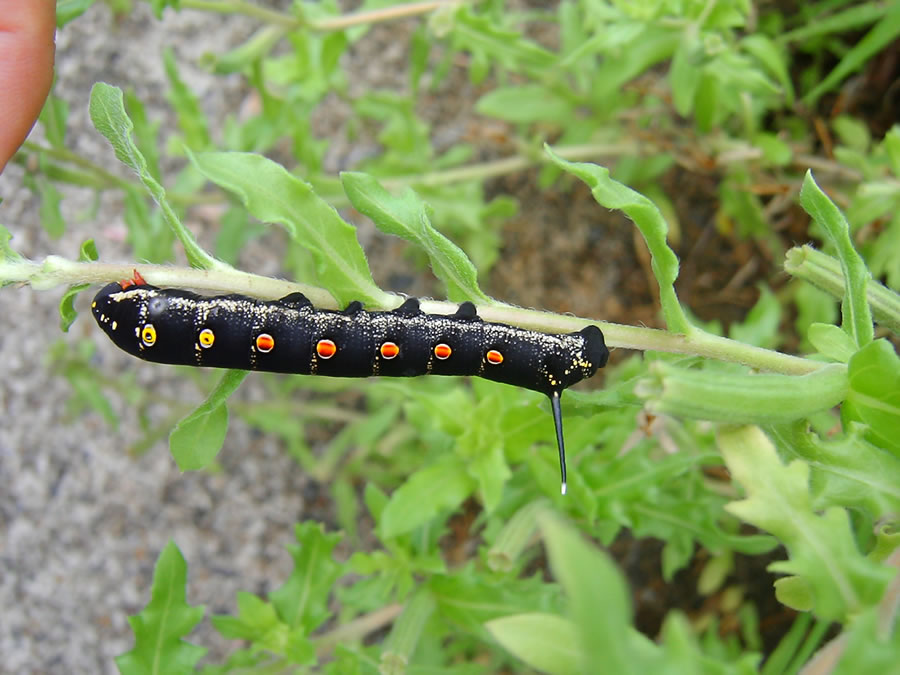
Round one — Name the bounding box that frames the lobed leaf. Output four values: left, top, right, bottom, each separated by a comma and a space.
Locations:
115, 541, 206, 675
269, 522, 342, 634
769, 422, 900, 519
719, 426, 894, 621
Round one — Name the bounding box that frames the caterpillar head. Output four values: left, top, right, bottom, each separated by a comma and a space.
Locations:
91, 281, 160, 360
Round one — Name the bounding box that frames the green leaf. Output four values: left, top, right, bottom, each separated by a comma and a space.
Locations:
379, 455, 474, 539
807, 323, 857, 362
538, 513, 660, 673
340, 173, 489, 303
190, 152, 388, 307
58, 239, 99, 332
449, 7, 556, 74
546, 146, 690, 334
88, 83, 220, 270
729, 285, 781, 349
269, 522, 342, 632
37, 178, 65, 239
669, 31, 702, 116
719, 426, 894, 621
486, 613, 580, 675
769, 422, 900, 519
57, 0, 96, 27
211, 592, 315, 664
475, 85, 574, 124
169, 370, 247, 470
38, 92, 69, 148
804, 3, 900, 105
115, 541, 206, 675
0, 224, 24, 265
163, 48, 211, 150
847, 340, 900, 454
800, 172, 873, 347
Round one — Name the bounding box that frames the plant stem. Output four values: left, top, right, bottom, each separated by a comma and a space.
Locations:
785, 245, 900, 334
179, 0, 302, 27
2, 258, 824, 375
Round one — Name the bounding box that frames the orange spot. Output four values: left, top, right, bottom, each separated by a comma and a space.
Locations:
316, 339, 337, 359
434, 343, 452, 360
486, 349, 504, 365
256, 333, 275, 353
380, 342, 400, 359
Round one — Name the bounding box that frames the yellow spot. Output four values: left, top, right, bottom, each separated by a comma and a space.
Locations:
199, 328, 215, 349
141, 324, 157, 347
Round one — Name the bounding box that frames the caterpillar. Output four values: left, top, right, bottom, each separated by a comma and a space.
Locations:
91, 273, 609, 494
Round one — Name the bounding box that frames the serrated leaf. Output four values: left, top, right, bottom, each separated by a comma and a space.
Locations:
340, 173, 488, 303
719, 426, 894, 621
847, 340, 900, 454
269, 522, 342, 633
169, 370, 247, 470
190, 152, 387, 307
379, 456, 474, 539
115, 541, 206, 675
486, 613, 580, 675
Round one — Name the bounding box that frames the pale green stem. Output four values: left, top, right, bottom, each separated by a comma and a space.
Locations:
785, 245, 900, 334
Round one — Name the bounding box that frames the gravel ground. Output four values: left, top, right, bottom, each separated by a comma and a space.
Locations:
0, 4, 362, 672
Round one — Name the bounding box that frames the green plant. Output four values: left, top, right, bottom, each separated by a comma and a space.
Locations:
4, 0, 899, 672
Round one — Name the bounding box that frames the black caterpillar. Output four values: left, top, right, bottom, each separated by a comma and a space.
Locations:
92, 274, 609, 493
